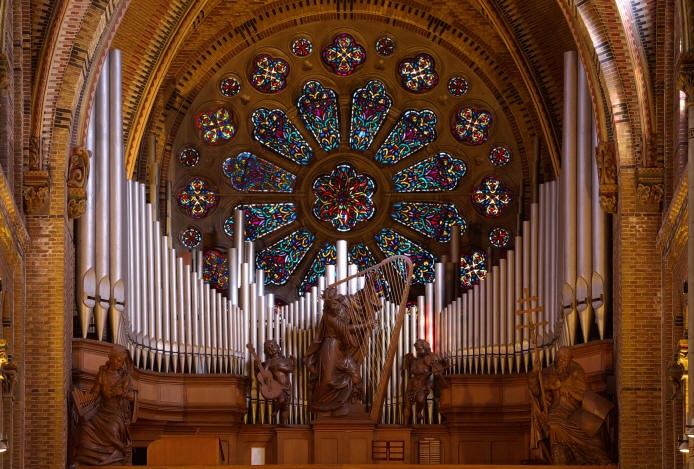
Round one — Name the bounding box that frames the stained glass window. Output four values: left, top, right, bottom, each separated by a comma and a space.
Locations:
374, 228, 437, 284
375, 109, 437, 164
398, 54, 439, 93
447, 76, 469, 96
249, 54, 290, 93
196, 107, 236, 145
392, 202, 465, 242
222, 152, 296, 192
176, 177, 219, 219
489, 146, 511, 167
256, 230, 315, 285
350, 80, 392, 151
471, 176, 513, 217
489, 227, 511, 247
322, 33, 366, 76
393, 152, 467, 192
251, 108, 314, 164
242, 203, 297, 241
312, 163, 375, 232
180, 226, 202, 248
291, 38, 313, 57
375, 36, 395, 56
348, 244, 377, 271
299, 243, 336, 295
178, 146, 200, 167
460, 250, 487, 288
203, 249, 229, 290
220, 76, 241, 97
452, 106, 492, 145
297, 81, 340, 152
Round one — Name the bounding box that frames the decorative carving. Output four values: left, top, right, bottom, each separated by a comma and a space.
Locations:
249, 340, 296, 425
401, 339, 447, 424
595, 141, 617, 213
22, 172, 50, 215
304, 274, 380, 417
28, 135, 43, 171
636, 166, 664, 212
71, 346, 137, 466
640, 132, 660, 168
67, 147, 90, 219
529, 347, 614, 465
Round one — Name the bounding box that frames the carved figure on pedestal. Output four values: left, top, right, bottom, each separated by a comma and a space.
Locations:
304, 274, 381, 417
402, 339, 447, 424
529, 347, 613, 465
71, 346, 137, 466
249, 340, 296, 425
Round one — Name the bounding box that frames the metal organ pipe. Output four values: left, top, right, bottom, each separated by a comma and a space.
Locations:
78, 115, 96, 339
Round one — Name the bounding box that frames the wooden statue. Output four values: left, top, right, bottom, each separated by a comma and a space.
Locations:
248, 340, 296, 424
401, 339, 447, 424
71, 346, 137, 466
529, 346, 613, 465
304, 275, 380, 417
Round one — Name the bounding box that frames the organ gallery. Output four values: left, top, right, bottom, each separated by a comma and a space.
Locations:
0, 1, 689, 468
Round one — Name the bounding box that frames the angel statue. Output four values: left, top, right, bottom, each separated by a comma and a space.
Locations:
402, 339, 447, 424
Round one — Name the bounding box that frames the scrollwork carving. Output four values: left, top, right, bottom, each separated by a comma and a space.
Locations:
67, 147, 90, 219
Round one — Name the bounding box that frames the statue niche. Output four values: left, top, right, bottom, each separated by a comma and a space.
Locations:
71, 346, 137, 466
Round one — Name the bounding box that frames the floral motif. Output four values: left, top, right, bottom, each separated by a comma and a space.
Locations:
196, 107, 236, 145
375, 109, 437, 164
291, 38, 313, 57
489, 227, 511, 247
220, 76, 241, 97
203, 249, 229, 290
398, 54, 439, 93
452, 106, 492, 145
312, 163, 375, 232
321, 33, 366, 76
180, 226, 202, 248
375, 36, 395, 56
176, 177, 219, 219
460, 250, 487, 288
489, 146, 511, 166
447, 76, 469, 96
471, 176, 513, 217
250, 54, 290, 93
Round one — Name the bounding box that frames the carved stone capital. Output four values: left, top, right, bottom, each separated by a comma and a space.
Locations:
23, 170, 50, 215
641, 132, 661, 168
595, 141, 618, 213
67, 147, 90, 219
635, 166, 664, 212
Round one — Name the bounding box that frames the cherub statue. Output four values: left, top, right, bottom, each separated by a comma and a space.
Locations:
402, 339, 447, 424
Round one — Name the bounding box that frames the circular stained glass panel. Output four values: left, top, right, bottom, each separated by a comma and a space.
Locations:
180, 226, 202, 248
447, 76, 469, 96
489, 146, 511, 167
375, 36, 395, 56
291, 38, 313, 57
489, 227, 511, 247
219, 76, 241, 97
178, 146, 200, 167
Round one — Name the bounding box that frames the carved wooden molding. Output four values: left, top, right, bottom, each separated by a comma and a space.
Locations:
67, 147, 90, 219
595, 141, 617, 213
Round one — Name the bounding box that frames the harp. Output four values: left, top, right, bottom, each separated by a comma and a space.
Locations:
327, 255, 414, 421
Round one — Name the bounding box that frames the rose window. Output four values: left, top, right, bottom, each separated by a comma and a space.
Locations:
171, 28, 520, 298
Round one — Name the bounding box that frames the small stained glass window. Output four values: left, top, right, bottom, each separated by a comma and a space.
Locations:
176, 177, 219, 219
460, 250, 487, 288
447, 76, 469, 96
375, 109, 437, 164
398, 54, 439, 93
374, 228, 437, 284
291, 38, 313, 57
392, 202, 465, 242
196, 107, 236, 145
393, 152, 467, 192
350, 80, 392, 151
219, 76, 241, 97
322, 33, 366, 76
222, 152, 296, 192
249, 54, 290, 93
203, 249, 229, 290
297, 81, 340, 152
178, 146, 200, 167
489, 146, 511, 167
489, 227, 511, 247
312, 163, 375, 232
471, 176, 513, 217
299, 243, 336, 295
256, 230, 315, 286
180, 226, 202, 248
375, 36, 395, 56
251, 108, 314, 164
452, 106, 492, 145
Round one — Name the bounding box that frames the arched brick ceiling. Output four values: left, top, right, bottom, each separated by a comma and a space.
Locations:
109, 0, 578, 184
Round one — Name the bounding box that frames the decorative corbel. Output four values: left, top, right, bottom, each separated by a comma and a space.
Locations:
595, 141, 617, 213
23, 136, 50, 215
67, 147, 90, 219
636, 166, 664, 213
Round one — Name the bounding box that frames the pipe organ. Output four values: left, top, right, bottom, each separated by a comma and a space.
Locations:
76, 50, 610, 426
